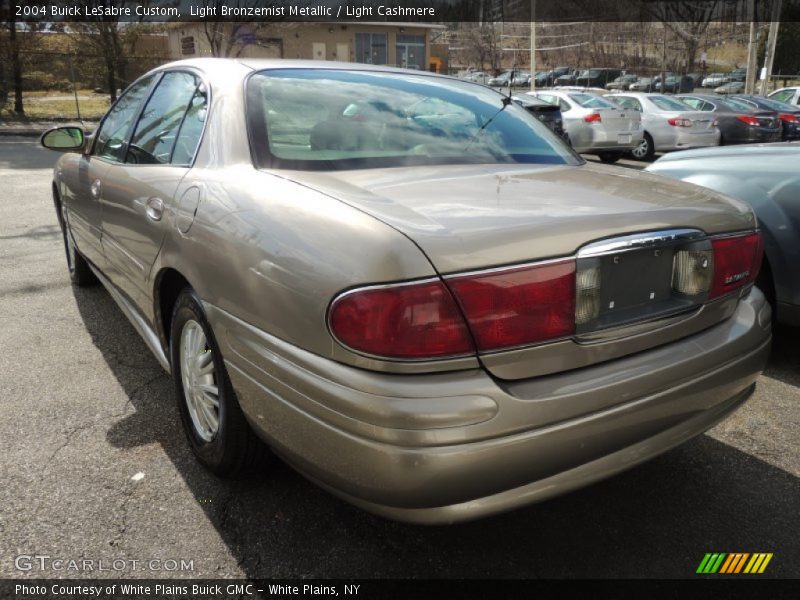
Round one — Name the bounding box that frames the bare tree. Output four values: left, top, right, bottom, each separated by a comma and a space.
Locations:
457, 23, 503, 74
3, 4, 47, 114
197, 0, 291, 57
647, 0, 720, 73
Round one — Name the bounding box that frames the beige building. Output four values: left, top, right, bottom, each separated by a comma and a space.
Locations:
167, 23, 442, 71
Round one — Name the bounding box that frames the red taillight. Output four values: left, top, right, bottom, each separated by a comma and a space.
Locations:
446, 260, 576, 352
779, 112, 799, 123
667, 117, 693, 127
709, 232, 763, 299
584, 112, 602, 123
736, 115, 760, 126
328, 280, 474, 359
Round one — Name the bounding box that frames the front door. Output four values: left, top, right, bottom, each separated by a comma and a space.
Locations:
99, 71, 207, 313
68, 76, 155, 269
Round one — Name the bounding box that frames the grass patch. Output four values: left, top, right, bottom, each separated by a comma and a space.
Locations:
1, 94, 109, 121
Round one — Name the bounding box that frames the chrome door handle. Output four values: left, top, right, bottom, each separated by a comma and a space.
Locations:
145, 197, 164, 221
90, 178, 102, 200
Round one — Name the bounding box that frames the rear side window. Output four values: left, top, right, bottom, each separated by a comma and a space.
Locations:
614, 97, 642, 111
126, 71, 199, 165
649, 95, 692, 111
171, 84, 208, 166
720, 97, 756, 112
568, 93, 617, 109
93, 76, 154, 162
680, 97, 704, 110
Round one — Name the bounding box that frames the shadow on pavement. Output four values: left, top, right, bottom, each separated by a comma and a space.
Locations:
765, 324, 800, 388
73, 284, 799, 578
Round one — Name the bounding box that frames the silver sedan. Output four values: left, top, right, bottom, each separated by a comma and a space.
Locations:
40, 59, 769, 524
528, 89, 643, 163
609, 93, 720, 160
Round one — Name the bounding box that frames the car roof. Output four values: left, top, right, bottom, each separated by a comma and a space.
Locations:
652, 142, 800, 164
156, 57, 454, 80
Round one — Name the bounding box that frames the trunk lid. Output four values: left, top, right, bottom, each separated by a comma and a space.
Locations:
595, 107, 639, 133
277, 163, 756, 380
278, 162, 753, 274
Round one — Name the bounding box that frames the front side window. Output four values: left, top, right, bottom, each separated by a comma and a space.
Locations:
93, 76, 154, 162
126, 71, 199, 165
247, 69, 580, 171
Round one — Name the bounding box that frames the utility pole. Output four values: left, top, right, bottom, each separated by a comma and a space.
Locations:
745, 0, 758, 94
530, 0, 536, 91
759, 0, 782, 95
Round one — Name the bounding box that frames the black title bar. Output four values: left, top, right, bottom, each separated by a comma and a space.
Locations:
4, 0, 800, 23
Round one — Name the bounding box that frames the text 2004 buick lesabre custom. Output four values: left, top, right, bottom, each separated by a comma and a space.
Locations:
41, 59, 771, 524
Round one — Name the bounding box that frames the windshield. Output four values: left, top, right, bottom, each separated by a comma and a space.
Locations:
649, 95, 693, 111
568, 93, 618, 109
247, 69, 579, 171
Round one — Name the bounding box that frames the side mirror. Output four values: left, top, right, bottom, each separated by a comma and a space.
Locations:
40, 126, 86, 152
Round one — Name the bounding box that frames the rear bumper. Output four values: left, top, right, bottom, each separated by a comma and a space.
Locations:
661, 128, 721, 151
725, 129, 783, 144
208, 289, 771, 524
586, 129, 643, 151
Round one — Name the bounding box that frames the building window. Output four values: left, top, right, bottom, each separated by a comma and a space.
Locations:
355, 33, 387, 65
396, 34, 425, 70
180, 36, 196, 56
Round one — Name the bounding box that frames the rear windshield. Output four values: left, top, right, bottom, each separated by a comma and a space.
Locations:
749, 96, 796, 112
720, 97, 756, 112
247, 69, 579, 170
568, 93, 617, 109
649, 95, 692, 111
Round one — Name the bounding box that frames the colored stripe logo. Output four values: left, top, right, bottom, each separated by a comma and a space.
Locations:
697, 553, 773, 574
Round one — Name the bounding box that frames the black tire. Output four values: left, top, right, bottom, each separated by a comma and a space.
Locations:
597, 151, 622, 164
170, 287, 268, 476
631, 132, 655, 161
55, 197, 96, 287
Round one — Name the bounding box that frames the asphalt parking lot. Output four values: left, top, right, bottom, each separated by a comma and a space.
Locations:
1, 138, 798, 579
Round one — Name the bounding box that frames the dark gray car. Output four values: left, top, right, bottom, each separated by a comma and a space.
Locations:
677, 93, 782, 145
729, 94, 800, 141
648, 143, 800, 326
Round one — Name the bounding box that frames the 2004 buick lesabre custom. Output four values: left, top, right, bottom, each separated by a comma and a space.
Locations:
41, 59, 771, 524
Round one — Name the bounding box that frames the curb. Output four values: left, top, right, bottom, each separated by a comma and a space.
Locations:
0, 129, 48, 137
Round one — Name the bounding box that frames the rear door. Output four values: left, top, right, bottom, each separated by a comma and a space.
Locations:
99, 70, 208, 313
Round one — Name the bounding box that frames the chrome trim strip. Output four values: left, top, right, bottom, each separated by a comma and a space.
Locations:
88, 264, 171, 373
444, 257, 575, 280
577, 228, 706, 258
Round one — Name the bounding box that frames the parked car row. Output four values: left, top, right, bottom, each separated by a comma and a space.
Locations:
37, 59, 785, 525
528, 88, 799, 161
526, 89, 643, 163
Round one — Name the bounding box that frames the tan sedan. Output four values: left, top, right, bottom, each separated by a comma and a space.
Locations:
41, 59, 771, 524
